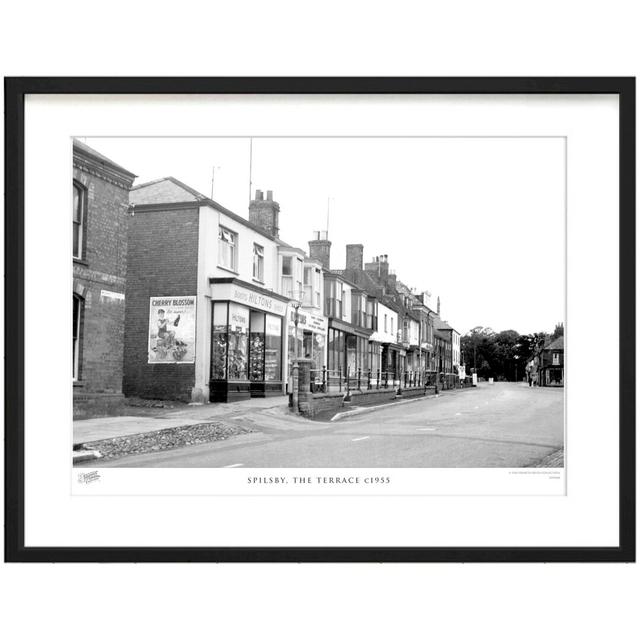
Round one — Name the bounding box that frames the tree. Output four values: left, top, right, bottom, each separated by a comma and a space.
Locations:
461, 326, 555, 381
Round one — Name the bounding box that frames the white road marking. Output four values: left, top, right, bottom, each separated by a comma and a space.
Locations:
455, 412, 462, 416
417, 427, 436, 431
224, 463, 244, 468
474, 406, 479, 409
351, 436, 370, 442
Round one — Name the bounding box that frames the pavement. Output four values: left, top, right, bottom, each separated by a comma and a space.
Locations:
82, 382, 565, 468
73, 395, 291, 445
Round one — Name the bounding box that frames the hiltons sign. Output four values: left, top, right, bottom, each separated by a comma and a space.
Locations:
212, 282, 287, 316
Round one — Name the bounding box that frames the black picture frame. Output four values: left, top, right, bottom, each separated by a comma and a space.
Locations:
4, 77, 635, 563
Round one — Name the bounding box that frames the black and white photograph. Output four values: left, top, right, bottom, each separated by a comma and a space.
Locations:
72, 135, 565, 474
6, 78, 633, 561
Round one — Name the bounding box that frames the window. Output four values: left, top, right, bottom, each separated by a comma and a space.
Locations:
281, 256, 293, 297
552, 353, 560, 366
314, 268, 321, 307
390, 317, 394, 336
303, 266, 313, 306
218, 226, 237, 271
384, 314, 388, 332
325, 279, 343, 318
73, 294, 83, 380
282, 255, 292, 275
295, 258, 303, 299
351, 292, 365, 327
253, 243, 264, 281
73, 182, 86, 260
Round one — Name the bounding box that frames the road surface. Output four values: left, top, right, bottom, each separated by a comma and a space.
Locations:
90, 382, 564, 468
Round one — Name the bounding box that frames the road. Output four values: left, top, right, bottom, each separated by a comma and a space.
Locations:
91, 382, 564, 468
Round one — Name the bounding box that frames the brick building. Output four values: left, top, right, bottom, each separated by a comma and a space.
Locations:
124, 181, 295, 403
534, 335, 564, 387
72, 140, 136, 417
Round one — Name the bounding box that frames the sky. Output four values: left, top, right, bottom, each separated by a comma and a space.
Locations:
84, 136, 565, 336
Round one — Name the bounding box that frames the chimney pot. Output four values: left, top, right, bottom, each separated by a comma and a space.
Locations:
255, 189, 263, 200
266, 190, 273, 201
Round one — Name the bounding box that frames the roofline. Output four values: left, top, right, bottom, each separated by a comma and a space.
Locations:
130, 176, 281, 242
73, 140, 137, 180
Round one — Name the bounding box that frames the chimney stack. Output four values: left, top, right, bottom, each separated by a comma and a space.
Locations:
309, 230, 331, 270
345, 244, 364, 272
437, 296, 441, 315
249, 188, 280, 237
365, 253, 390, 279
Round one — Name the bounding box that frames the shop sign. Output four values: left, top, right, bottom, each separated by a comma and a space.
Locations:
100, 289, 125, 301
148, 296, 196, 364
213, 282, 287, 316
289, 308, 327, 333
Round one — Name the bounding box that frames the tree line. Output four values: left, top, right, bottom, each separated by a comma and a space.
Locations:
461, 323, 563, 381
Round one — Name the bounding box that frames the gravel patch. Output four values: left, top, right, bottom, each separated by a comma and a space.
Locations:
75, 421, 255, 462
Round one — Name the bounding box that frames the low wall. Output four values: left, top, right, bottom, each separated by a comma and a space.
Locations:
299, 385, 437, 419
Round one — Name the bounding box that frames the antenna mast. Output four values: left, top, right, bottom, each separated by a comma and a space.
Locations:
248, 138, 253, 203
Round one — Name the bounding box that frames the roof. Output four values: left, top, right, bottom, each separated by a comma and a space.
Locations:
130, 176, 205, 204
543, 336, 564, 351
327, 270, 365, 292
128, 176, 281, 242
73, 139, 137, 179
433, 316, 452, 331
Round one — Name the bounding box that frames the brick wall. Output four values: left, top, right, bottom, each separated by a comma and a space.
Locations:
73, 160, 132, 413
123, 206, 199, 401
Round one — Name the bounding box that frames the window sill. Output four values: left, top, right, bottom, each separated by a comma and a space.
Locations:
73, 257, 88, 267
217, 264, 239, 276
252, 277, 265, 286
73, 381, 85, 387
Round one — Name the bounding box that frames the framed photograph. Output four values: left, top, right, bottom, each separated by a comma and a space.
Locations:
5, 77, 635, 562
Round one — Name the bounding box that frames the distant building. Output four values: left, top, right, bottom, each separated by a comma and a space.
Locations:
312, 237, 373, 377
526, 335, 564, 387
537, 336, 564, 386
72, 140, 136, 417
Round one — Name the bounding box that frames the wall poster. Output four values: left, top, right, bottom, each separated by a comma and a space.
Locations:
148, 296, 196, 363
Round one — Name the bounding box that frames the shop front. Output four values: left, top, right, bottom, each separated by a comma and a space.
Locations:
287, 308, 327, 386
326, 321, 371, 377
209, 278, 289, 402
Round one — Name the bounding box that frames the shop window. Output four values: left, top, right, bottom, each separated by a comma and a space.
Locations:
265, 315, 282, 381
227, 303, 249, 379
73, 294, 83, 380
211, 303, 229, 380
73, 181, 86, 260
249, 311, 265, 381
253, 243, 264, 281
218, 226, 237, 271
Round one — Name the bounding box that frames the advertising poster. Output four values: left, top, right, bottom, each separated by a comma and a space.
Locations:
148, 296, 196, 363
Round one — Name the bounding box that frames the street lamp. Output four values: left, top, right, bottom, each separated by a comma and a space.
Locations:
289, 288, 305, 412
